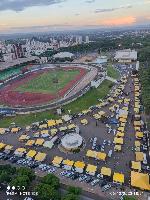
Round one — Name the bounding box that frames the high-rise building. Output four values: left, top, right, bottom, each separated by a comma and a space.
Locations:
85, 36, 89, 43
12, 43, 24, 59
76, 36, 83, 44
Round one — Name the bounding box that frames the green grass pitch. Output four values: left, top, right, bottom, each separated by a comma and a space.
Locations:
15, 69, 80, 94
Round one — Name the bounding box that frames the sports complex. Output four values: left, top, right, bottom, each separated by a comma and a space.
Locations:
0, 64, 98, 110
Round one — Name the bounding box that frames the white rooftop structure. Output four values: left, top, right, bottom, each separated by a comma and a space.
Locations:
61, 133, 83, 150
53, 52, 74, 59
114, 49, 137, 63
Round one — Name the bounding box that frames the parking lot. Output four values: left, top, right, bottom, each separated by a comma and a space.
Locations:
0, 70, 150, 199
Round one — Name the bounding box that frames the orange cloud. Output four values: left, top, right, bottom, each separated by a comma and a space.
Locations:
101, 16, 136, 26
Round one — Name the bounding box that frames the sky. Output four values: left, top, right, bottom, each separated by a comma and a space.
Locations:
0, 0, 150, 33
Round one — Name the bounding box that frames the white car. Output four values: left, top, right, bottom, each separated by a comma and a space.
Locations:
91, 179, 99, 186
108, 150, 112, 158
102, 184, 111, 191
79, 175, 87, 182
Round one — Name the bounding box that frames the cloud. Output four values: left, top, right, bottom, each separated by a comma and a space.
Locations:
85, 0, 95, 3
101, 16, 136, 26
95, 4, 132, 13
0, 0, 65, 12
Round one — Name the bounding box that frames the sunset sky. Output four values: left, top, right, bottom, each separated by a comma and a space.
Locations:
0, 0, 150, 33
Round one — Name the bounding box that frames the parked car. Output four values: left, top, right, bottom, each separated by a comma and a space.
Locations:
91, 179, 99, 186
79, 175, 87, 182
102, 184, 111, 191
108, 150, 113, 158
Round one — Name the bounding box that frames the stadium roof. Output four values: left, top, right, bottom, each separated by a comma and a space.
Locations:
53, 52, 74, 59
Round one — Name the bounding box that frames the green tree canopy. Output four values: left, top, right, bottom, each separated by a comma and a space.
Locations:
17, 167, 35, 181
67, 186, 82, 196
35, 183, 61, 200
10, 175, 30, 190
41, 174, 60, 189
62, 193, 78, 200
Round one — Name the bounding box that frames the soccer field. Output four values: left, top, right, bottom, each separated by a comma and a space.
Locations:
15, 69, 80, 94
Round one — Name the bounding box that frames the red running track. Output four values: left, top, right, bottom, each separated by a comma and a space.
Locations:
0, 67, 87, 107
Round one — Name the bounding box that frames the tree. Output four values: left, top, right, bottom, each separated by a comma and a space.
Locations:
123, 196, 136, 200
0, 172, 11, 183
62, 193, 78, 200
10, 175, 30, 190
35, 183, 60, 200
17, 167, 35, 181
67, 186, 82, 196
41, 174, 60, 189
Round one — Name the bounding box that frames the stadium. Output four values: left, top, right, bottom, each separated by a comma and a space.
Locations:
0, 64, 98, 112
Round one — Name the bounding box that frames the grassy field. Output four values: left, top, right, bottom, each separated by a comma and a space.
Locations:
107, 65, 120, 79
0, 80, 113, 127
63, 80, 113, 113
15, 69, 80, 94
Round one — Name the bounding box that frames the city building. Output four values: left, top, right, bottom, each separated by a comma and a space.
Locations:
114, 49, 137, 63
85, 36, 89, 43
53, 52, 74, 60
12, 44, 24, 59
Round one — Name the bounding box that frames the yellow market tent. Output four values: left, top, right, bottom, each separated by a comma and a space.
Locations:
134, 126, 141, 132
118, 126, 125, 132
113, 137, 124, 145
25, 140, 35, 146
119, 114, 128, 119
93, 114, 101, 120
134, 121, 141, 126
135, 141, 141, 147
86, 164, 97, 175
107, 97, 114, 102
86, 150, 97, 158
59, 126, 68, 131
82, 109, 91, 114
114, 145, 122, 152
74, 161, 85, 169
131, 171, 150, 191
119, 118, 127, 123
0, 142, 6, 150
63, 159, 74, 167
39, 124, 47, 129
68, 124, 76, 129
11, 127, 19, 133
47, 120, 56, 127
26, 150, 36, 158
135, 132, 143, 139
98, 111, 106, 116
113, 173, 124, 184
116, 132, 125, 137
120, 123, 126, 127
51, 129, 58, 136
0, 128, 6, 134
52, 156, 63, 167
134, 108, 140, 114
55, 119, 63, 125
101, 167, 111, 177
135, 152, 144, 161
122, 107, 128, 111
5, 145, 13, 150
35, 139, 45, 146
81, 119, 88, 125
15, 148, 26, 154
19, 134, 29, 141
131, 161, 141, 171
35, 152, 46, 162
41, 130, 49, 135
96, 152, 106, 161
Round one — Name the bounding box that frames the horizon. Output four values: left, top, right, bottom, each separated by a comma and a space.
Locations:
0, 0, 150, 34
